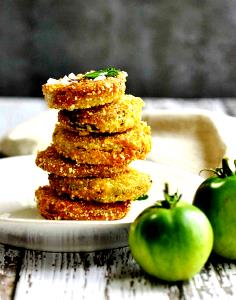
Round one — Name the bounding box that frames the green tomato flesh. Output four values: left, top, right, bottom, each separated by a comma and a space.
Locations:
129, 203, 213, 282
193, 176, 236, 260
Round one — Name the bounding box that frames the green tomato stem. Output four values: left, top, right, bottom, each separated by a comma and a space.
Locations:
200, 158, 236, 178
222, 158, 234, 177
157, 183, 182, 209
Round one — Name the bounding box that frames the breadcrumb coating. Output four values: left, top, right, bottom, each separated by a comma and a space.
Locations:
42, 71, 127, 110
36, 145, 130, 177
52, 121, 152, 165
36, 68, 152, 222
35, 186, 131, 221
58, 94, 144, 134
48, 168, 152, 203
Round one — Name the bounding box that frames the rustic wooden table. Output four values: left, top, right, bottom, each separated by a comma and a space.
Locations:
0, 97, 236, 300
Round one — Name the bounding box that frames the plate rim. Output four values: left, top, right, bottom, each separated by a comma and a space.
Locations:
0, 155, 203, 224
0, 155, 204, 251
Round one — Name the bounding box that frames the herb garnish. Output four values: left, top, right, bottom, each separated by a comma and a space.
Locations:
137, 194, 149, 201
84, 67, 120, 79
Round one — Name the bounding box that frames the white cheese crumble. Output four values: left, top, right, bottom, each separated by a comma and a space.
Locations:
46, 73, 78, 85
68, 73, 77, 80
123, 71, 128, 78
46, 70, 128, 85
93, 75, 106, 81
47, 78, 60, 84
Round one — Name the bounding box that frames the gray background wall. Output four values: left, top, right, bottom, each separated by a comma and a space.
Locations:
1, 0, 236, 98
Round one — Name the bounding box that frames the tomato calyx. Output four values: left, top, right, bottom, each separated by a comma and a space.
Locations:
156, 183, 182, 209
200, 158, 236, 178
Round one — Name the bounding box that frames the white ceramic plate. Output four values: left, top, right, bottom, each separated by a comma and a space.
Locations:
0, 155, 204, 252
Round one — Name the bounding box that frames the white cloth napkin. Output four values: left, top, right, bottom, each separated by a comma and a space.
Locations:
0, 110, 57, 156
0, 108, 235, 175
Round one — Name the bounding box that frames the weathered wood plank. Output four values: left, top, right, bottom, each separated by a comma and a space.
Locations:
13, 247, 236, 300
0, 244, 23, 300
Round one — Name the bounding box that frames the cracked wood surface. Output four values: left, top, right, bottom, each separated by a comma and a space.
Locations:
1, 245, 236, 299
1, 98, 236, 299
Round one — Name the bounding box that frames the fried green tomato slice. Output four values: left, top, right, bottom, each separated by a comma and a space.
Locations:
35, 145, 129, 178
52, 121, 152, 165
42, 71, 127, 110
48, 168, 152, 203
35, 186, 131, 221
57, 94, 144, 134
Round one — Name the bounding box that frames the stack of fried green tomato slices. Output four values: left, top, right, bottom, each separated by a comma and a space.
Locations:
35, 67, 152, 221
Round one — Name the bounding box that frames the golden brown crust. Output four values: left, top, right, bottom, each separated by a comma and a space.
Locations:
35, 186, 131, 221
42, 71, 127, 110
48, 168, 152, 203
58, 94, 144, 134
52, 122, 152, 165
35, 145, 130, 177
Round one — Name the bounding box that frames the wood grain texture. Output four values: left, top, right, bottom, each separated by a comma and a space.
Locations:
11, 248, 236, 300
0, 244, 22, 300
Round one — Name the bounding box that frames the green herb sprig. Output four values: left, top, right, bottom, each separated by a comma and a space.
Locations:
137, 194, 149, 201
84, 67, 120, 79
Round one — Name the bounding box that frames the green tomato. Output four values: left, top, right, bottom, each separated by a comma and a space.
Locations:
193, 158, 236, 259
129, 185, 213, 282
